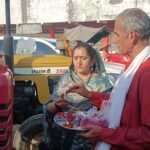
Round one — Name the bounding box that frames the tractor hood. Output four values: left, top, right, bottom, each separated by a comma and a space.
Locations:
14, 54, 71, 75
14, 54, 71, 67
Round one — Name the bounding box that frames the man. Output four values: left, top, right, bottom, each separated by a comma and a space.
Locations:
66, 8, 150, 150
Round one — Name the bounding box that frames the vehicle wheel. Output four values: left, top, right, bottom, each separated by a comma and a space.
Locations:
13, 114, 51, 150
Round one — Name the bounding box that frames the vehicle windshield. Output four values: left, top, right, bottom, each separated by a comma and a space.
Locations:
15, 38, 57, 54
0, 38, 57, 55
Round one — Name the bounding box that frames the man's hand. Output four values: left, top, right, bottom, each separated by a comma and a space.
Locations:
66, 82, 91, 98
80, 125, 102, 143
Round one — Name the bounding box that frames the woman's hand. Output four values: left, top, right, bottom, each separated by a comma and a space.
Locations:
47, 94, 69, 114
66, 82, 91, 98
55, 94, 69, 110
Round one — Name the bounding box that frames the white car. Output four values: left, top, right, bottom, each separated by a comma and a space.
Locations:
0, 36, 60, 54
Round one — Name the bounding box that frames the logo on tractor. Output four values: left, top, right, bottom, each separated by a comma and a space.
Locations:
14, 67, 69, 75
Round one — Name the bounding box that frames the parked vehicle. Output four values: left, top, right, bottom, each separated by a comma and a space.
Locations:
0, 36, 60, 54
0, 54, 13, 150
0, 36, 72, 124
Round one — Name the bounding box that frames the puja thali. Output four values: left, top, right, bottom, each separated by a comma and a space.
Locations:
54, 111, 86, 131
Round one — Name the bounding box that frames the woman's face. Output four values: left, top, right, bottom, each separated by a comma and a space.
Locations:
73, 47, 93, 75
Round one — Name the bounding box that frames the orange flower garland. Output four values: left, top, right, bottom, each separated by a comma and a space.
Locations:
61, 36, 73, 57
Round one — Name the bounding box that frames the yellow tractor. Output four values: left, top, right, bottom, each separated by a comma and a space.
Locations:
0, 36, 72, 124
13, 47, 71, 123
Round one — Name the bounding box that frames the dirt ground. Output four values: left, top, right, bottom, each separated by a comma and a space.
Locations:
12, 124, 20, 137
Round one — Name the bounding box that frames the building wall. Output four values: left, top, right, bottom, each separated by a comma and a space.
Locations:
0, 0, 150, 24
0, 0, 22, 24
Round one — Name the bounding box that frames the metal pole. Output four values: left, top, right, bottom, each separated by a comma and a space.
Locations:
4, 0, 14, 73
5, 0, 11, 35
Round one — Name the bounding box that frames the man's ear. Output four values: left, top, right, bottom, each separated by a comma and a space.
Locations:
129, 31, 139, 44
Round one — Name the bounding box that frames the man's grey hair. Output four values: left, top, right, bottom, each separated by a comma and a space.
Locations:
118, 8, 150, 39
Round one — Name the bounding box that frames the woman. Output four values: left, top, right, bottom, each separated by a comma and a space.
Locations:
47, 41, 113, 150
48, 41, 112, 112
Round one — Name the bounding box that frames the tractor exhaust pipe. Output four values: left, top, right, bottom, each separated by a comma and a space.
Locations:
4, 0, 14, 73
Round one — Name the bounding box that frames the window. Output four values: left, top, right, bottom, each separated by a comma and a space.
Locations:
0, 40, 4, 51
35, 42, 56, 55
0, 37, 58, 55
0, 39, 16, 53
13, 40, 18, 54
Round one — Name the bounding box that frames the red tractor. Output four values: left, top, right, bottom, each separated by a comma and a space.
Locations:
0, 1, 14, 149
0, 54, 13, 150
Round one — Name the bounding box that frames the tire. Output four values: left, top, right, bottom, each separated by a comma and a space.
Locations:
13, 114, 49, 150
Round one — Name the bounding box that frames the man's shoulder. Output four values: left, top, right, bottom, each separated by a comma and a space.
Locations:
137, 58, 150, 75
140, 58, 150, 68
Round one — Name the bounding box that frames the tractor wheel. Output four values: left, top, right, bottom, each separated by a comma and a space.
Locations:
13, 114, 51, 150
